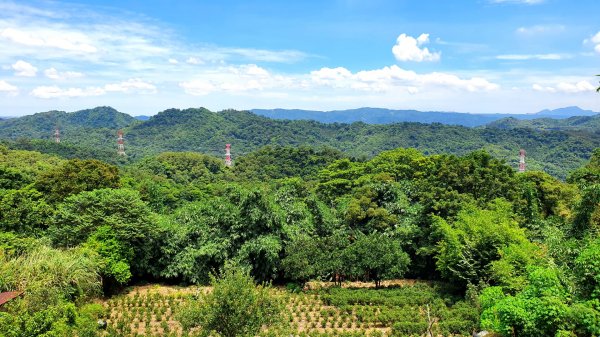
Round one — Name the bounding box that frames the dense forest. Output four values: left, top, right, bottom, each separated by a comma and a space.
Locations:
1, 107, 599, 178
1, 135, 599, 335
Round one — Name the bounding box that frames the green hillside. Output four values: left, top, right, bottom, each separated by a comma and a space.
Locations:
1, 107, 599, 179
487, 115, 600, 132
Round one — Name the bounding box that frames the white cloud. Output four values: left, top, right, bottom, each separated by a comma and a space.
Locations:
1, 27, 98, 53
179, 80, 215, 96
311, 65, 499, 93
168, 58, 178, 64
31, 78, 157, 98
532, 80, 596, 93
392, 33, 440, 62
186, 57, 203, 65
180, 64, 294, 95
44, 67, 83, 80
0, 80, 18, 95
11, 60, 37, 77
590, 32, 600, 54
496, 53, 568, 60
516, 25, 565, 35
490, 0, 544, 4
30, 85, 104, 98
104, 78, 157, 94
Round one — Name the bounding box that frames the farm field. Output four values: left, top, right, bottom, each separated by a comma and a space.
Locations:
101, 281, 479, 337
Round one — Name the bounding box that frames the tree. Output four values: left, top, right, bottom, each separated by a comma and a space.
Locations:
35, 159, 120, 203
0, 186, 52, 236
176, 264, 283, 337
49, 188, 158, 278
343, 233, 410, 288
434, 199, 528, 287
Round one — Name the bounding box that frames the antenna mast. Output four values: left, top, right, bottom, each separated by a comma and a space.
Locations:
225, 144, 232, 167
117, 130, 126, 156
519, 149, 526, 173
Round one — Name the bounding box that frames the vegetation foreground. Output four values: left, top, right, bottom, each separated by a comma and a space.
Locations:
1, 142, 599, 336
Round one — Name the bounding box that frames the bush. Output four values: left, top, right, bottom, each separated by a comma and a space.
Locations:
391, 321, 428, 336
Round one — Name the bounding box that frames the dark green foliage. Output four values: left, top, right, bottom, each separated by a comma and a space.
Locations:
233, 145, 345, 180
35, 159, 121, 203
49, 188, 158, 277
342, 233, 410, 288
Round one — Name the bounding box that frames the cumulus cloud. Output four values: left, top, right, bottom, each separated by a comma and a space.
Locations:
31, 78, 157, 98
532, 81, 596, 93
392, 34, 440, 62
168, 58, 178, 64
311, 65, 499, 93
44, 67, 83, 80
0, 80, 18, 95
11, 60, 37, 77
496, 53, 568, 60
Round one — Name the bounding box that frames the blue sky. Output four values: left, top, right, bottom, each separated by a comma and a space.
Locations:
0, 0, 599, 116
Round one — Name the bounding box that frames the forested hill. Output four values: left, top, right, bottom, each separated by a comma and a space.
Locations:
0, 106, 138, 139
487, 114, 600, 132
1, 106, 599, 178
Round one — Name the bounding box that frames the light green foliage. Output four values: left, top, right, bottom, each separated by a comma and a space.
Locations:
434, 199, 528, 286
0, 245, 101, 310
83, 226, 133, 285
0, 186, 52, 235
480, 268, 573, 337
575, 238, 600, 298
176, 264, 283, 337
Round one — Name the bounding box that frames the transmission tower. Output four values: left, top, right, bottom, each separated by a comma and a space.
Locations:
117, 130, 126, 156
225, 144, 232, 167
54, 127, 60, 143
519, 149, 526, 173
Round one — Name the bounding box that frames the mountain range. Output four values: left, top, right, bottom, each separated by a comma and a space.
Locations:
0, 106, 598, 179
251, 106, 599, 127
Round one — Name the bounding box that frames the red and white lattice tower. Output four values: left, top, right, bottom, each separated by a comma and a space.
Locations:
519, 149, 526, 173
117, 130, 126, 156
225, 144, 232, 167
54, 127, 60, 143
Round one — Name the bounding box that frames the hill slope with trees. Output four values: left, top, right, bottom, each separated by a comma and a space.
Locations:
1, 107, 599, 178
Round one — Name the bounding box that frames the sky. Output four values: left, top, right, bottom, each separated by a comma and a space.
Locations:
0, 0, 599, 117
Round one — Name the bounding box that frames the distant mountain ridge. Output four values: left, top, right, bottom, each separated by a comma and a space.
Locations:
252, 106, 599, 127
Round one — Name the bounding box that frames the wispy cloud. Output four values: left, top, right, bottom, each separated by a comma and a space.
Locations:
44, 67, 83, 80
30, 78, 157, 99
516, 24, 565, 35
489, 0, 545, 4
496, 53, 570, 60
